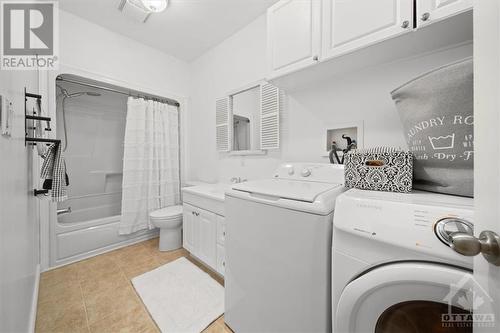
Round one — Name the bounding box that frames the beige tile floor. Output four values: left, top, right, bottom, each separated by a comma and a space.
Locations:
35, 237, 230, 333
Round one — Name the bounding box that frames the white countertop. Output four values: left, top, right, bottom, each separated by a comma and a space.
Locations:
182, 183, 232, 202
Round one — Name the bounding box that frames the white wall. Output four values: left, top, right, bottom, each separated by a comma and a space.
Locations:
0, 70, 39, 332
54, 9, 191, 194
58, 10, 190, 98
188, 14, 473, 183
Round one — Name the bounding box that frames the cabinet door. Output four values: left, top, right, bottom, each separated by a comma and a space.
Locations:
267, 0, 321, 78
417, 0, 472, 27
216, 244, 226, 276
216, 215, 226, 246
197, 209, 217, 269
322, 0, 413, 60
182, 204, 198, 253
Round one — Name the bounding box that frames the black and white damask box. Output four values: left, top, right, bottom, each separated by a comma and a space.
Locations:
344, 147, 413, 193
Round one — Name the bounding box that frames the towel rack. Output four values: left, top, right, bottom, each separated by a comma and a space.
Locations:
25, 89, 61, 197
24, 88, 60, 146
33, 189, 49, 196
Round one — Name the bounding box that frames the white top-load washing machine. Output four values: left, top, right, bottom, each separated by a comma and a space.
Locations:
333, 189, 475, 333
225, 163, 345, 333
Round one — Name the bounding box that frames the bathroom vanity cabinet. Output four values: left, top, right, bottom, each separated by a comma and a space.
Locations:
182, 184, 228, 276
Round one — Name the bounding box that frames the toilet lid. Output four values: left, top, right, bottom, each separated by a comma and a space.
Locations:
149, 205, 183, 219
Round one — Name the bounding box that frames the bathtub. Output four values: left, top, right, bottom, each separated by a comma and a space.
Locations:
51, 192, 158, 267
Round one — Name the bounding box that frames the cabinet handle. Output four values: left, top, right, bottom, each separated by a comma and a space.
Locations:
312, 55, 319, 61
223, 261, 225, 267
421, 12, 430, 21
401, 20, 410, 29
223, 231, 226, 236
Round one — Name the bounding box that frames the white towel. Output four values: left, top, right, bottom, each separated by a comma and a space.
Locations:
40, 143, 68, 202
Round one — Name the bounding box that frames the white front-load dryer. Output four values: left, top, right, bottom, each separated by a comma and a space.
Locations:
225, 163, 345, 333
332, 189, 475, 333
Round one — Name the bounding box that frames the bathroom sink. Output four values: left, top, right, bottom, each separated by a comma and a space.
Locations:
182, 183, 231, 215
184, 183, 230, 201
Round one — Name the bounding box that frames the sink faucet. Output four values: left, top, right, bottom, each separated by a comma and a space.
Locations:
230, 177, 247, 184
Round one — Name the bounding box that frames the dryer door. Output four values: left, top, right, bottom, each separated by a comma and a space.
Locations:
336, 262, 475, 333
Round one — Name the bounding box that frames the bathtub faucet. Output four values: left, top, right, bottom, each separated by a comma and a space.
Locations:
230, 177, 247, 184
57, 207, 72, 215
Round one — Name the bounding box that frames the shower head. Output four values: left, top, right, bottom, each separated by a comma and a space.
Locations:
56, 85, 101, 98
67, 91, 102, 98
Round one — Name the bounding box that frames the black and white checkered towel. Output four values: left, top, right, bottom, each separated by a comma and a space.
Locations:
40, 143, 68, 202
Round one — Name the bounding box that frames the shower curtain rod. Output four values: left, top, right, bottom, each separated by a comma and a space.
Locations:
56, 77, 180, 107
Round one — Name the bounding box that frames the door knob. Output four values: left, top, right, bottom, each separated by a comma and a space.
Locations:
421, 12, 430, 21
449, 230, 500, 266
401, 20, 410, 29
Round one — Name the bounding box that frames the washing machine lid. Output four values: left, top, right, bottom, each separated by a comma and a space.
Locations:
335, 262, 476, 333
231, 179, 341, 203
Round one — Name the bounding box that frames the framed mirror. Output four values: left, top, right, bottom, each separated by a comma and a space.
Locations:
216, 81, 281, 155
231, 85, 261, 152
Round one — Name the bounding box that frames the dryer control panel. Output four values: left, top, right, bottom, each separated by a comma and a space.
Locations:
333, 189, 474, 265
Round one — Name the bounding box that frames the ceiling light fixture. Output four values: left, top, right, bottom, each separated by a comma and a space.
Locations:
118, 0, 168, 23
140, 0, 169, 13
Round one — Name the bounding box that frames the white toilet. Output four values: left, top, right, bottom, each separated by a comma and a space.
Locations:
149, 205, 183, 251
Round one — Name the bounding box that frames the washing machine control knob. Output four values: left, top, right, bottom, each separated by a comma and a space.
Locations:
301, 168, 311, 177
435, 217, 474, 246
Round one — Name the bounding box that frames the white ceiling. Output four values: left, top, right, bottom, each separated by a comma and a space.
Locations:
59, 0, 278, 62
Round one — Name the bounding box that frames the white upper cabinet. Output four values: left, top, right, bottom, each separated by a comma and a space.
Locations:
266, 0, 472, 85
267, 0, 321, 78
417, 0, 472, 27
321, 0, 414, 59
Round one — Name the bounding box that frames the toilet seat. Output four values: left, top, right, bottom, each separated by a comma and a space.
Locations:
149, 205, 183, 220
149, 205, 184, 252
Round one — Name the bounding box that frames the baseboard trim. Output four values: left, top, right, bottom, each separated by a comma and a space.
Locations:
28, 264, 40, 333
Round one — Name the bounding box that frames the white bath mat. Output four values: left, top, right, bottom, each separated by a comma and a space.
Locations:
132, 257, 224, 333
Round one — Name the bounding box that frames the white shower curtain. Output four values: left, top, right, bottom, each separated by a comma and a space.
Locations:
119, 97, 180, 235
